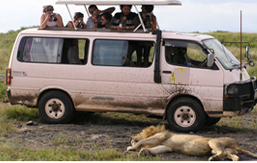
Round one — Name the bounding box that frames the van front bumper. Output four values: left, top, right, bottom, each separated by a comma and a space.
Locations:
223, 77, 257, 114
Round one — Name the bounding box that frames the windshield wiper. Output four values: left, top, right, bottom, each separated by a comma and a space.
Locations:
232, 64, 240, 67
230, 60, 239, 67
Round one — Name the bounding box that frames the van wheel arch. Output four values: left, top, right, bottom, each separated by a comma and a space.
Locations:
165, 95, 204, 116
165, 95, 206, 132
37, 89, 74, 108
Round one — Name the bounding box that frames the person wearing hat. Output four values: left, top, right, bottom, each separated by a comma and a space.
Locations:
66, 12, 87, 29
40, 5, 64, 29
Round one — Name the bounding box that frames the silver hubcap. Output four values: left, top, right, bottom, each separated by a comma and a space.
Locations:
45, 98, 65, 119
174, 106, 196, 127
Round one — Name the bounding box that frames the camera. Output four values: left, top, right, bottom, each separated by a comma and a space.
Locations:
77, 20, 85, 29
50, 13, 58, 22
145, 13, 152, 29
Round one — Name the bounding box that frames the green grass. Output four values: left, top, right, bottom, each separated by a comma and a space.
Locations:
217, 107, 257, 130
0, 77, 7, 101
0, 103, 39, 137
0, 143, 161, 161
205, 31, 257, 48
0, 31, 18, 75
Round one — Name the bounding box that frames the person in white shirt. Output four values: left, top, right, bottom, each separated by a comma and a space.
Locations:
40, 5, 64, 29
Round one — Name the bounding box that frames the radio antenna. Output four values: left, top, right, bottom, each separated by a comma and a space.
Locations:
240, 10, 243, 81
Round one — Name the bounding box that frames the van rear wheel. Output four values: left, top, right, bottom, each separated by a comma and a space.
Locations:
166, 97, 206, 132
38, 91, 74, 124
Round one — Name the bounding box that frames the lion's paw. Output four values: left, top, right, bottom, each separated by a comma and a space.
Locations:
138, 148, 148, 156
208, 155, 221, 161
127, 146, 134, 151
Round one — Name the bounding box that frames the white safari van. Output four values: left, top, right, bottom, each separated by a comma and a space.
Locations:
6, 0, 257, 132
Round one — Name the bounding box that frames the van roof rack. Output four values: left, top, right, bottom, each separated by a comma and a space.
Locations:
56, 0, 182, 5
56, 0, 182, 32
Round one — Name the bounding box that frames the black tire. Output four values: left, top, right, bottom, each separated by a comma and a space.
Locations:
38, 91, 75, 124
205, 116, 221, 126
166, 97, 206, 132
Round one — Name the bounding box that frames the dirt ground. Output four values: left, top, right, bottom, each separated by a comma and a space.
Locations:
2, 112, 257, 161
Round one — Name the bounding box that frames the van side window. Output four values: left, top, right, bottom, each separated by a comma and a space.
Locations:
61, 39, 88, 65
165, 40, 207, 67
131, 41, 155, 67
22, 38, 63, 63
92, 40, 155, 67
92, 40, 128, 66
20, 37, 88, 65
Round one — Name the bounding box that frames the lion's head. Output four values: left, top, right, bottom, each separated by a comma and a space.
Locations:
130, 125, 167, 145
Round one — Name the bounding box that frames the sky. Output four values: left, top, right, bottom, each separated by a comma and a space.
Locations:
0, 0, 257, 33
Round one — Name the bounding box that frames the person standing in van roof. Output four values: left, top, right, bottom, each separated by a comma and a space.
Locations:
140, 5, 157, 31
86, 5, 115, 29
96, 12, 113, 29
40, 5, 64, 29
66, 12, 87, 29
110, 5, 140, 32
136, 5, 157, 67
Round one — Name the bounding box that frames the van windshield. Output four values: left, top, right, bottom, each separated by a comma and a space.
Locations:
203, 38, 240, 70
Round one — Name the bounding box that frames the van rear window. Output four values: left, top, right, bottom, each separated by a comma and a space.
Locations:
19, 37, 88, 65
22, 38, 63, 63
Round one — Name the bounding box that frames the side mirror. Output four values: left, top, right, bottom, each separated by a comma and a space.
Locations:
249, 60, 255, 67
245, 46, 250, 60
207, 53, 214, 68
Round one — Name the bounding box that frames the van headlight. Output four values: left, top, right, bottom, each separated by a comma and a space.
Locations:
227, 85, 239, 95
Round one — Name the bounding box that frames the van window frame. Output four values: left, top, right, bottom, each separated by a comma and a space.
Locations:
163, 39, 219, 70
17, 36, 89, 65
91, 39, 156, 68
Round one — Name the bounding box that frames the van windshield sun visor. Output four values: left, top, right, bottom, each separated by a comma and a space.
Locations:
164, 40, 188, 48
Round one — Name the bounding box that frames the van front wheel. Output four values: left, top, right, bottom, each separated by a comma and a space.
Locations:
38, 91, 74, 124
166, 97, 206, 132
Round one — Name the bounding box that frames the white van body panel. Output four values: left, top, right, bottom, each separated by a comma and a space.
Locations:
223, 68, 250, 84
74, 65, 168, 114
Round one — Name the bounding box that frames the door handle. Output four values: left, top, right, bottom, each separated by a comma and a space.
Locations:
162, 71, 172, 74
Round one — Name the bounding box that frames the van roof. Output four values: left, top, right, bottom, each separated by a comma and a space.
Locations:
55, 0, 182, 5
20, 28, 214, 42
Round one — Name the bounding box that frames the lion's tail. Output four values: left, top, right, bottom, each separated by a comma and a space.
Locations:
236, 147, 257, 158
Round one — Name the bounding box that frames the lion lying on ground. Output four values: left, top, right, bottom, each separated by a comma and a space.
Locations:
127, 125, 257, 161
